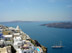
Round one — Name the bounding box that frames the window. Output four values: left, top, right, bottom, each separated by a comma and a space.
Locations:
5, 38, 10, 41
5, 38, 8, 41
24, 52, 26, 53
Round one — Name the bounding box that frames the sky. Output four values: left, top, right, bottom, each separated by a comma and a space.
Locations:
0, 0, 72, 22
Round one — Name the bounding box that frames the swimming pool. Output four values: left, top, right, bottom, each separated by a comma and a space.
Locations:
37, 48, 40, 51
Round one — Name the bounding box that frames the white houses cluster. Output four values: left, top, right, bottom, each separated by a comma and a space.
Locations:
0, 25, 43, 53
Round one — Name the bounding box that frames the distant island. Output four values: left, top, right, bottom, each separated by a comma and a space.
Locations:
41, 22, 72, 29
0, 20, 35, 23
9, 20, 34, 23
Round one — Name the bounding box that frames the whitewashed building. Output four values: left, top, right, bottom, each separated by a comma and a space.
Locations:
3, 35, 13, 45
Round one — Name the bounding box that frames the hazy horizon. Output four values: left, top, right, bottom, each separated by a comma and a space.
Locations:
0, 0, 72, 22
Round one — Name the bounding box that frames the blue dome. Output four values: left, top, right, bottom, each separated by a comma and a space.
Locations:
0, 33, 4, 39
0, 33, 3, 36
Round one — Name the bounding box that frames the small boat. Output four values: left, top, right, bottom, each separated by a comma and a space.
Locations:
51, 41, 63, 49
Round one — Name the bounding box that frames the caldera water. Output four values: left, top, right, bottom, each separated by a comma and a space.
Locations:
0, 21, 72, 53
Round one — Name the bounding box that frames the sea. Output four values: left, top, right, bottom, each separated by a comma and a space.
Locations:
0, 21, 72, 53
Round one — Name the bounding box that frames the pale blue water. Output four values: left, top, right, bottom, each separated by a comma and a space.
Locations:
0, 21, 72, 53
